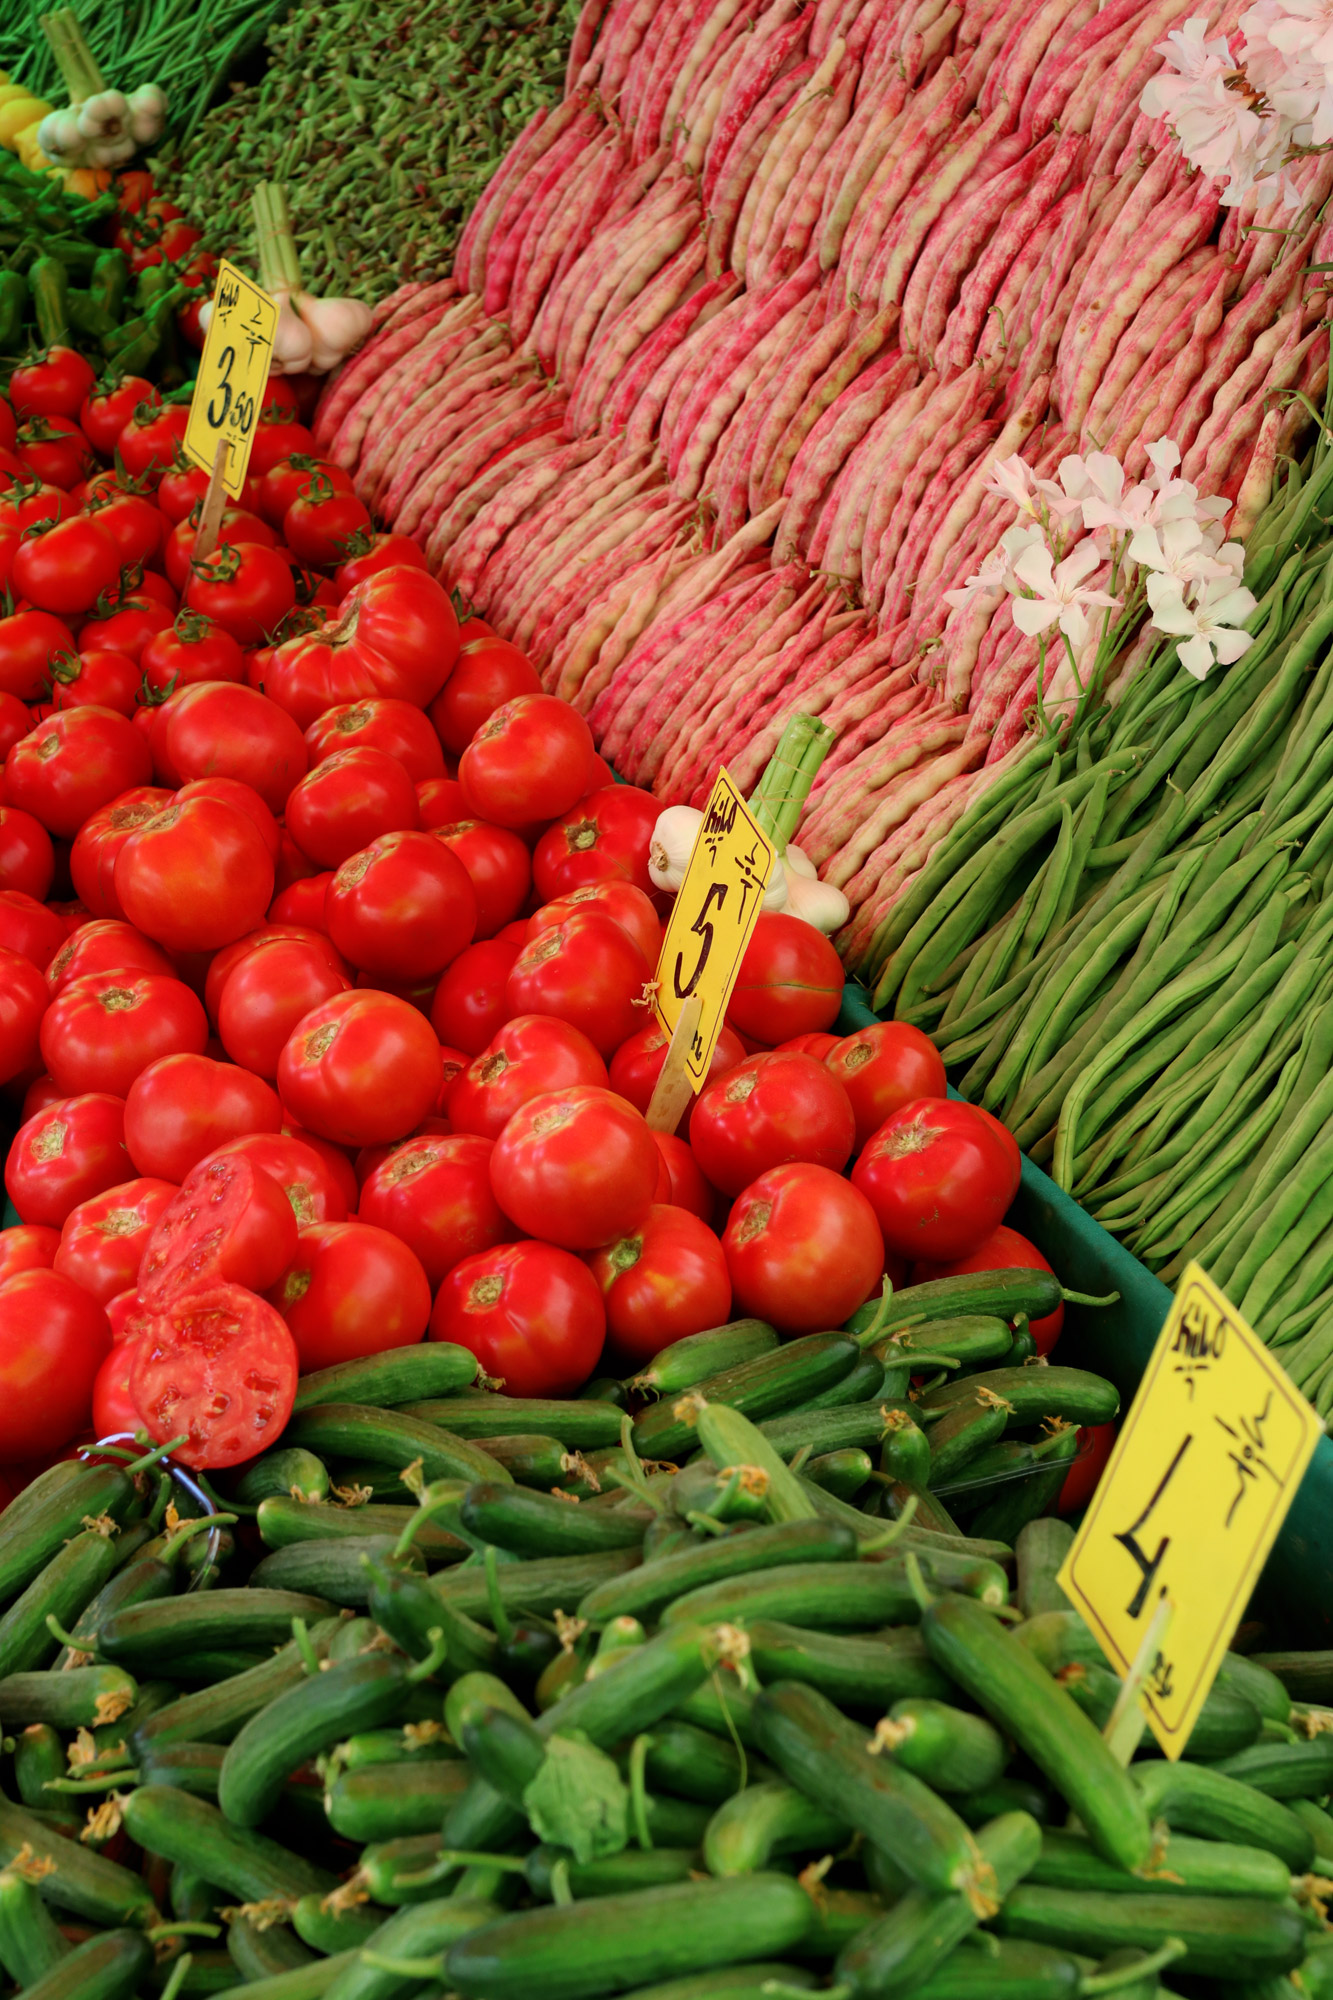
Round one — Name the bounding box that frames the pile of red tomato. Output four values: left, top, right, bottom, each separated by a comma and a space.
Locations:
0, 350, 1059, 1494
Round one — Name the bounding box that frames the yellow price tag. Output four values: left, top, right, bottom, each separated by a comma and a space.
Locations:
1058, 1261, 1320, 1757
184, 260, 278, 498
654, 768, 775, 1091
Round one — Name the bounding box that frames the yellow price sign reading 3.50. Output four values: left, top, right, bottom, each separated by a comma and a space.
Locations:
183, 260, 278, 498
654, 769, 775, 1092
1058, 1261, 1320, 1757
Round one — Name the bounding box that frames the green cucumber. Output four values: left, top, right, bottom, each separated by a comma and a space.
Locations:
662, 1553, 1007, 1629
138, 1741, 226, 1797
850, 1271, 1064, 1338
641, 1717, 747, 1803
674, 1678, 760, 1746
615, 1973, 815, 2000
834, 1810, 1041, 1997
578, 1520, 856, 1625
248, 1540, 421, 1607
703, 1780, 849, 1874
633, 1335, 860, 1459
954, 1775, 1053, 1828
285, 1404, 507, 1485
436, 1548, 641, 1622
667, 1463, 770, 1523
786, 1350, 886, 1411
291, 1894, 381, 1955
1133, 1760, 1314, 1871
228, 1917, 315, 1982
536, 1622, 715, 1749
752, 1681, 985, 1896
0, 1525, 124, 1677
804, 1448, 874, 1501
131, 1622, 346, 1756
121, 1787, 334, 1902
99, 1591, 334, 1668
13, 1928, 152, 2000
458, 1482, 650, 1556
1015, 1517, 1074, 1618
291, 1344, 479, 1412
323, 1898, 499, 2000
876, 1316, 1015, 1369
475, 1434, 576, 1487
220, 1654, 411, 1826
336, 1727, 457, 1771
920, 1365, 1119, 1427
919, 1591, 1150, 1873
0, 1463, 136, 1603
16, 1722, 79, 1829
233, 1450, 331, 1508
743, 1620, 951, 1710
204, 1955, 358, 2000
1251, 1651, 1333, 1703
324, 1759, 470, 1840
255, 1497, 463, 1562
1216, 1654, 1293, 1726
1030, 1825, 1291, 1899
926, 1400, 1009, 1484
55, 1547, 177, 1668
876, 1697, 1009, 1793
358, 1834, 449, 1906
0, 1866, 71, 1983
629, 1322, 780, 1395
1214, 1737, 1333, 1797
0, 1665, 137, 1730
909, 1936, 1080, 2000
164, 1649, 269, 1682
880, 1410, 932, 1488
995, 1884, 1306, 1977
366, 1563, 497, 1673
1290, 1798, 1333, 1867
0, 1794, 158, 1927
525, 1846, 699, 1900
403, 1395, 625, 1446
757, 1406, 895, 1459
444, 1875, 813, 2000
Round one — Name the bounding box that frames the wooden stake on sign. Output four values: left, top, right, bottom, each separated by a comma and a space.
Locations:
646, 996, 702, 1134
191, 437, 230, 564
1103, 1594, 1173, 1767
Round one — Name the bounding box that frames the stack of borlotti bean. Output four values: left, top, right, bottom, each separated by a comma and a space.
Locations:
312, 0, 1332, 954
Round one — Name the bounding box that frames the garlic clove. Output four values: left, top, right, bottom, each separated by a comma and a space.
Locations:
785, 870, 850, 934
784, 842, 817, 880
649, 804, 704, 892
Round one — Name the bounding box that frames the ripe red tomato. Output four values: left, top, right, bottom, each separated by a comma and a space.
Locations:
218, 938, 352, 1079
0, 481, 74, 533
184, 542, 296, 648
77, 595, 174, 663
430, 635, 540, 755
0, 946, 48, 1084
255, 454, 349, 528
269, 1220, 432, 1370
155, 451, 260, 524
141, 612, 245, 695
690, 1052, 856, 1197
93, 1332, 144, 1434
0, 1223, 60, 1284
305, 700, 444, 784
46, 920, 174, 997
650, 1130, 715, 1223
333, 532, 428, 594
325, 830, 476, 982
358, 1132, 510, 1289
266, 567, 460, 725
0, 609, 76, 701
123, 1054, 282, 1183
532, 786, 661, 901
489, 1085, 659, 1251
278, 989, 443, 1146
5, 1094, 130, 1227
270, 874, 332, 930
0, 890, 64, 969
204, 923, 347, 1022
416, 777, 469, 828
12, 516, 121, 617
460, 694, 596, 829
447, 1014, 608, 1141
726, 913, 843, 1044
176, 777, 280, 862
7, 708, 153, 840
137, 1152, 299, 1306
115, 795, 275, 954
777, 1032, 840, 1058
851, 1099, 1020, 1262
128, 1282, 298, 1469
80, 376, 157, 458
115, 403, 189, 482
283, 475, 372, 568
724, 1162, 883, 1334
0, 1270, 111, 1460
50, 648, 141, 716
15, 416, 93, 491
285, 747, 420, 869
529, 882, 662, 967
0, 693, 32, 759
609, 1020, 746, 1126
429, 1240, 604, 1397
433, 821, 530, 939
40, 971, 208, 1099
1059, 1422, 1116, 1515
68, 789, 175, 920
826, 1022, 947, 1149
164, 507, 277, 595
213, 1130, 349, 1228
55, 1177, 178, 1305
430, 938, 520, 1056
21, 1073, 65, 1119
912, 1224, 1063, 1355
248, 418, 317, 477
161, 684, 308, 813
505, 910, 649, 1058
11, 348, 97, 421
587, 1203, 732, 1363
86, 491, 166, 572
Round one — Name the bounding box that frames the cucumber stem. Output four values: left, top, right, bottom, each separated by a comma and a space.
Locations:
290, 1616, 321, 1677
1061, 1288, 1120, 1307
45, 1770, 141, 1793
483, 1545, 513, 1646
394, 1850, 527, 1888
549, 1858, 573, 1906
125, 1435, 190, 1476
155, 1953, 194, 2000
159, 1512, 236, 1565
405, 1627, 447, 1683
1079, 1939, 1187, 1995
627, 1734, 653, 1851
360, 1955, 445, 1980
902, 1548, 934, 1610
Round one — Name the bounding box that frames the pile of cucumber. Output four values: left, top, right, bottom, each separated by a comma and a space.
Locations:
0, 1270, 1330, 2000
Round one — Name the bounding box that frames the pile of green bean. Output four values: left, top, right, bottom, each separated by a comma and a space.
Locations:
0, 0, 288, 148
154, 0, 581, 306
859, 430, 1333, 1417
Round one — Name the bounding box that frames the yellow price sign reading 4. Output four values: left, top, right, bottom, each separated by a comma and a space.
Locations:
1058, 1261, 1320, 1757
654, 769, 775, 1092
183, 260, 278, 498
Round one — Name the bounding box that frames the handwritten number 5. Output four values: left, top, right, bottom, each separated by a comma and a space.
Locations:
674, 882, 726, 999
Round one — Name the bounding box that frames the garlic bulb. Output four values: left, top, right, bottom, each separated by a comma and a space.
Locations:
36, 108, 84, 161
126, 83, 167, 144
76, 89, 129, 140
649, 805, 703, 893
785, 870, 849, 935
297, 294, 374, 374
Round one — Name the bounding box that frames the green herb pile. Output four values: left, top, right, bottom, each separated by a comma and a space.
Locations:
156, 0, 582, 306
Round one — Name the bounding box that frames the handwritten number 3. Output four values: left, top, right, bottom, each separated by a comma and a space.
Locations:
207, 345, 236, 430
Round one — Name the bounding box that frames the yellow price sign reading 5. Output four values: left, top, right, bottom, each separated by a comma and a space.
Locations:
1058, 1261, 1320, 1757
183, 261, 279, 498
654, 769, 775, 1092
